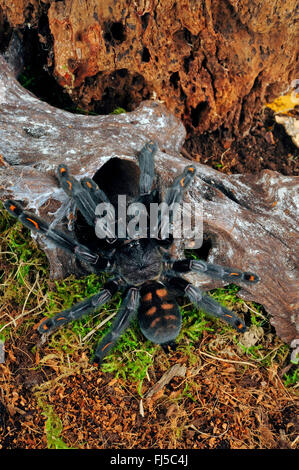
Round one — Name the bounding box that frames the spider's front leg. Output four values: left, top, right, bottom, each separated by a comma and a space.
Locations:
167, 276, 246, 332
169, 259, 259, 284
57, 165, 100, 227
63, 167, 117, 243
163, 165, 196, 207
153, 164, 196, 243
57, 164, 115, 233
4, 200, 108, 270
93, 287, 140, 365
80, 176, 110, 206
138, 140, 158, 196
38, 279, 120, 337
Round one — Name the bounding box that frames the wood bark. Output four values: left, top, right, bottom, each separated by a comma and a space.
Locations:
0, 0, 298, 136
0, 56, 298, 348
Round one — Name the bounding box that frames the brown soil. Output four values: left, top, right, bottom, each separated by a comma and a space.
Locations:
0, 305, 298, 449
184, 107, 299, 176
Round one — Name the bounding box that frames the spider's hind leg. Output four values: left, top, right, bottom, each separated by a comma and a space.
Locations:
93, 287, 140, 365
170, 259, 259, 284
167, 276, 246, 332
38, 279, 119, 338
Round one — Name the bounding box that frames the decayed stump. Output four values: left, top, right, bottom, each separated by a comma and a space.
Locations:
0, 56, 298, 348
0, 0, 298, 136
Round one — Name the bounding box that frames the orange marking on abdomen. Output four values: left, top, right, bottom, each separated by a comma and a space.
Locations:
86, 181, 92, 188
230, 273, 239, 276
101, 342, 112, 352
180, 178, 185, 187
66, 180, 72, 190
143, 292, 152, 302
156, 288, 167, 298
150, 317, 161, 328
9, 204, 16, 211
146, 306, 156, 316
249, 275, 255, 282
164, 314, 177, 321
26, 217, 40, 230
161, 303, 174, 310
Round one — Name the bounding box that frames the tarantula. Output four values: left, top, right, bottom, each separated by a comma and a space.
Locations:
4, 141, 259, 365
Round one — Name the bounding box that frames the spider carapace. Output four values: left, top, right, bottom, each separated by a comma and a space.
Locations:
4, 141, 259, 365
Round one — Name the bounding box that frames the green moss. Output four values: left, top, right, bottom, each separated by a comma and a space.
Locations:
283, 366, 299, 387
110, 107, 127, 114
97, 319, 156, 393
18, 65, 39, 90
38, 400, 74, 449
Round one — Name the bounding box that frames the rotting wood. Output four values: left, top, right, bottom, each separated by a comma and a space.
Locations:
1, 0, 297, 136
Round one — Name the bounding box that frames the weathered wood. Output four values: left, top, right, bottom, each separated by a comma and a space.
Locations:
0, 55, 298, 348
144, 364, 187, 400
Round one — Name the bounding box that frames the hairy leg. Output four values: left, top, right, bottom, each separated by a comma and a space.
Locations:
38, 279, 120, 337
4, 200, 108, 270
138, 140, 158, 196
167, 276, 246, 332
93, 287, 140, 365
153, 164, 196, 241
169, 258, 259, 284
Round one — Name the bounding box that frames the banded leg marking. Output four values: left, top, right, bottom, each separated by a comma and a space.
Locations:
168, 276, 246, 332
4, 200, 107, 268
171, 259, 259, 284
93, 287, 140, 365
38, 279, 120, 336
57, 165, 97, 226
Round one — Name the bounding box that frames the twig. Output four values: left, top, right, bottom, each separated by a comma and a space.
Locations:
180, 147, 194, 161
21, 274, 39, 317
199, 350, 257, 367
172, 362, 210, 390
144, 363, 187, 399
243, 302, 267, 320
0, 276, 40, 333
186, 423, 229, 439
291, 435, 299, 448
139, 399, 145, 418
82, 311, 117, 342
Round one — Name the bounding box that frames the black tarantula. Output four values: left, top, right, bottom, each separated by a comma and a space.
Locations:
5, 141, 259, 365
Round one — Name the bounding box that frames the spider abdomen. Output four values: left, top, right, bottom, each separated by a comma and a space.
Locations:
138, 281, 182, 345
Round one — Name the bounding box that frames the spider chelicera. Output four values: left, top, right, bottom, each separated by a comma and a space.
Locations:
4, 141, 259, 365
